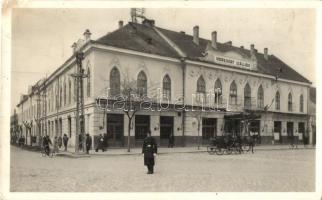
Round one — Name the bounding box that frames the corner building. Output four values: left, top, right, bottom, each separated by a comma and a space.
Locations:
16, 19, 313, 148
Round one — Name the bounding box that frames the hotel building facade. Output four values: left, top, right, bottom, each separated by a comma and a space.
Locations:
14, 18, 314, 148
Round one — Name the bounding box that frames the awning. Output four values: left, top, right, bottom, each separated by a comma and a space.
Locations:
224, 112, 261, 121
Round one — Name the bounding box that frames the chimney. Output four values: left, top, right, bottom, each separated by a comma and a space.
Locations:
211, 31, 217, 49
71, 42, 77, 53
193, 25, 199, 45
83, 29, 91, 42
118, 20, 124, 28
264, 48, 268, 60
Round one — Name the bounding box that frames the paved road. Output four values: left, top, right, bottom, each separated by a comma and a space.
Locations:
10, 146, 315, 192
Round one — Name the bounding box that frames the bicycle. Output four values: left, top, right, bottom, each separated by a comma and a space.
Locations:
41, 145, 54, 158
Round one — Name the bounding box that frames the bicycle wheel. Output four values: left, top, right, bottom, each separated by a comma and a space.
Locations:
215, 147, 224, 155
207, 146, 215, 155
41, 149, 46, 157
241, 143, 251, 152
224, 147, 232, 155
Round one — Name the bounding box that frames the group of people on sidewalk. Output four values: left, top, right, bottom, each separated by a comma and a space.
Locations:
41, 134, 70, 156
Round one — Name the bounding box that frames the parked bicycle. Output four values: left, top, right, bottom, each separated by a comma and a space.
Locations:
41, 145, 55, 157
207, 135, 255, 155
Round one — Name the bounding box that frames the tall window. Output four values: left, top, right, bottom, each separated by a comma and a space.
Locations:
197, 75, 206, 103
137, 71, 147, 97
68, 79, 71, 105
59, 86, 62, 108
275, 91, 280, 110
63, 81, 66, 106
244, 83, 251, 109
87, 67, 91, 97
300, 94, 304, 112
288, 92, 292, 111
110, 67, 121, 97
214, 79, 222, 105
257, 85, 264, 109
162, 74, 171, 100
230, 81, 237, 105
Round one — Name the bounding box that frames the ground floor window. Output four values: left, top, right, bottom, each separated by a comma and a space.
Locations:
298, 122, 305, 134
160, 116, 173, 139
135, 115, 150, 140
287, 122, 294, 137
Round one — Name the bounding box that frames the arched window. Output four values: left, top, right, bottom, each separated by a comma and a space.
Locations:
230, 81, 237, 105
197, 75, 206, 102
214, 79, 222, 105
288, 92, 292, 111
63, 80, 66, 106
110, 67, 121, 97
87, 67, 91, 97
257, 85, 264, 109
244, 83, 251, 109
300, 94, 304, 112
162, 75, 171, 100
275, 91, 280, 110
137, 71, 147, 97
68, 79, 71, 105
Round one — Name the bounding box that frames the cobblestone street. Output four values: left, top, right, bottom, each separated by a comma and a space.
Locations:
10, 146, 315, 192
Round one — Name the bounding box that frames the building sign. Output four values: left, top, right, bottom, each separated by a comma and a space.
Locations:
215, 56, 252, 69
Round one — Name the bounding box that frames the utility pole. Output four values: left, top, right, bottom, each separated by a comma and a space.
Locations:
71, 51, 87, 153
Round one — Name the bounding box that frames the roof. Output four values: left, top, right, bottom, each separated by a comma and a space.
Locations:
95, 21, 311, 84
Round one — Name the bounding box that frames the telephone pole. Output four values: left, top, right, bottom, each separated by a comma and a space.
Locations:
71, 51, 87, 153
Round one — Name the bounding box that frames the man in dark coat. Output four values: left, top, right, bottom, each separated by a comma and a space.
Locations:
43, 135, 52, 156
168, 133, 174, 148
63, 134, 69, 151
142, 131, 158, 174
96, 134, 105, 152
85, 134, 92, 154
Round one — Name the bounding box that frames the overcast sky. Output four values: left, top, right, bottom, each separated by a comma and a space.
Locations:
11, 8, 316, 113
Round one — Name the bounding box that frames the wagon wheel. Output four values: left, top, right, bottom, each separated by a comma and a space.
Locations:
215, 147, 224, 155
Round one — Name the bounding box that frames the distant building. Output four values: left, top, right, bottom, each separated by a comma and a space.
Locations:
16, 18, 313, 148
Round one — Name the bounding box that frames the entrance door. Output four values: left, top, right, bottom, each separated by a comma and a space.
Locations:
135, 115, 150, 145
160, 116, 174, 146
106, 114, 124, 147
287, 122, 294, 143
274, 121, 282, 143
249, 120, 261, 144
202, 118, 217, 144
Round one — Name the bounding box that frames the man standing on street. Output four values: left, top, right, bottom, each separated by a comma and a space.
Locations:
142, 131, 158, 174
63, 134, 69, 151
85, 133, 92, 154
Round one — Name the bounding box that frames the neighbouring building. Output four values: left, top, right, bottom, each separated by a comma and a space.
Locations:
15, 18, 313, 148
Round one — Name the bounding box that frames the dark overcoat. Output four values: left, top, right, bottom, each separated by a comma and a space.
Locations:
142, 136, 158, 166
86, 135, 92, 150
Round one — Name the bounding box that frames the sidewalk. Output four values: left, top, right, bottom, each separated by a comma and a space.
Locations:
55, 144, 315, 158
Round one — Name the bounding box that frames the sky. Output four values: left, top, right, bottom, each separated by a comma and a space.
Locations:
11, 8, 316, 113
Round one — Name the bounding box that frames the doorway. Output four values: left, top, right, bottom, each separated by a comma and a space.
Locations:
106, 114, 124, 147
160, 116, 174, 146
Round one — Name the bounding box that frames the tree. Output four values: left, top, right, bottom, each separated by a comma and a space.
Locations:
96, 71, 158, 152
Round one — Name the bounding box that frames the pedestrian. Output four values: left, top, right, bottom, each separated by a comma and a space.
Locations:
78, 134, 83, 151
142, 131, 158, 174
53, 136, 59, 153
63, 134, 69, 151
43, 135, 52, 156
103, 133, 108, 151
58, 136, 62, 149
168, 132, 174, 148
86, 134, 92, 154
95, 134, 105, 152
